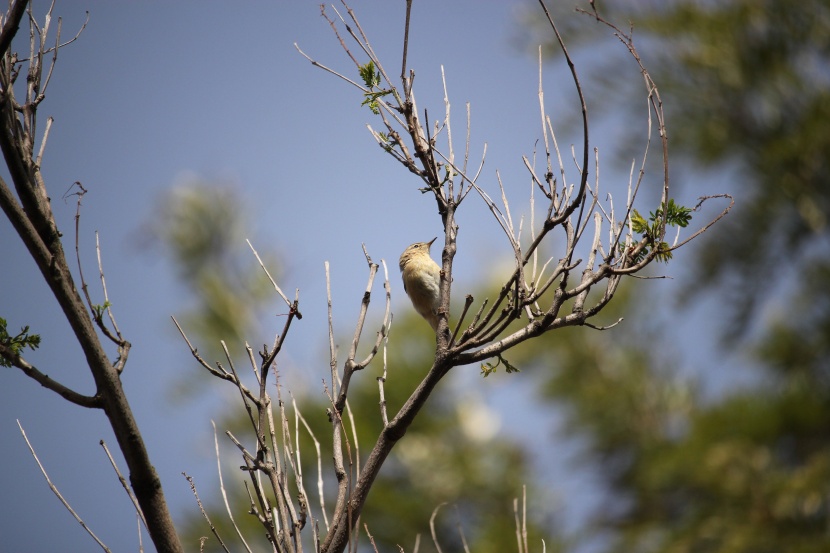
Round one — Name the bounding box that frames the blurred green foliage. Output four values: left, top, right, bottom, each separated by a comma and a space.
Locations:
146, 179, 276, 362
630, 0, 830, 335
519, 286, 830, 552
519, 1, 830, 551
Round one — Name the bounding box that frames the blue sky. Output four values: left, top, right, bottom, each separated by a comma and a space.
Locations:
0, 2, 740, 551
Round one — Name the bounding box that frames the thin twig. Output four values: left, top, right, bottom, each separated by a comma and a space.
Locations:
171, 316, 259, 404
453, 504, 472, 553
354, 256, 392, 370
376, 314, 392, 426
136, 512, 144, 553
18, 421, 112, 552
321, 4, 359, 66
99, 439, 147, 529
667, 194, 735, 252
538, 0, 590, 222
35, 114, 51, 166
344, 397, 360, 480
513, 496, 523, 553
183, 472, 231, 553
326, 261, 338, 396
449, 294, 474, 348
293, 393, 329, 531
247, 239, 299, 317
584, 317, 624, 330
429, 503, 447, 553
96, 231, 123, 340
400, 0, 412, 80
212, 421, 254, 553
365, 523, 380, 553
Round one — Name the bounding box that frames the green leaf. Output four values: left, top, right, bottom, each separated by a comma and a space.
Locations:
652, 199, 693, 229
0, 317, 41, 367
358, 61, 381, 88
654, 241, 673, 263
361, 94, 381, 114
361, 89, 393, 114
630, 210, 649, 235
665, 199, 693, 228
357, 61, 393, 114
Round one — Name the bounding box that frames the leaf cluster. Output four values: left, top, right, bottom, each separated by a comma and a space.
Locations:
91, 301, 112, 321
0, 317, 41, 367
628, 199, 692, 263
358, 61, 390, 114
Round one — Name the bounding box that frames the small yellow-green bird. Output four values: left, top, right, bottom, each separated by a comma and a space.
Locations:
399, 238, 441, 331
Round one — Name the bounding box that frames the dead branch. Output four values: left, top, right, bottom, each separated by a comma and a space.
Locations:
18, 421, 112, 552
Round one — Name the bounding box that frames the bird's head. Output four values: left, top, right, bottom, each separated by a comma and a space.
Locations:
399, 237, 437, 271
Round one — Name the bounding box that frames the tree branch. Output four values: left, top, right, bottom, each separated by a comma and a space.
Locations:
0, 6, 183, 551
18, 420, 113, 553
0, 343, 100, 407
0, 0, 27, 60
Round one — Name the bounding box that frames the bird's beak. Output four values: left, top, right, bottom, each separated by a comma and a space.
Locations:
427, 237, 437, 247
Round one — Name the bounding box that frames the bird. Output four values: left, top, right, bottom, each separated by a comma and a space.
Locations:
399, 237, 442, 332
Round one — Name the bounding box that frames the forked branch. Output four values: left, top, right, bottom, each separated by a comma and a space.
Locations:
0, 5, 182, 550
301, 3, 731, 550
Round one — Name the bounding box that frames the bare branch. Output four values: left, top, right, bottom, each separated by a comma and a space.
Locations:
18, 421, 112, 552
171, 317, 260, 406
365, 523, 380, 553
0, 343, 99, 407
293, 393, 329, 531
34, 114, 51, 166
429, 503, 448, 553
326, 261, 338, 398
376, 330, 390, 427
99, 440, 147, 530
0, 0, 27, 56
666, 194, 735, 252
584, 317, 624, 331
183, 472, 231, 553
354, 258, 392, 369
449, 294, 474, 348
538, 0, 590, 221
400, 0, 412, 80
345, 244, 379, 371
247, 238, 300, 318
295, 42, 366, 91
211, 421, 254, 553
96, 232, 131, 372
